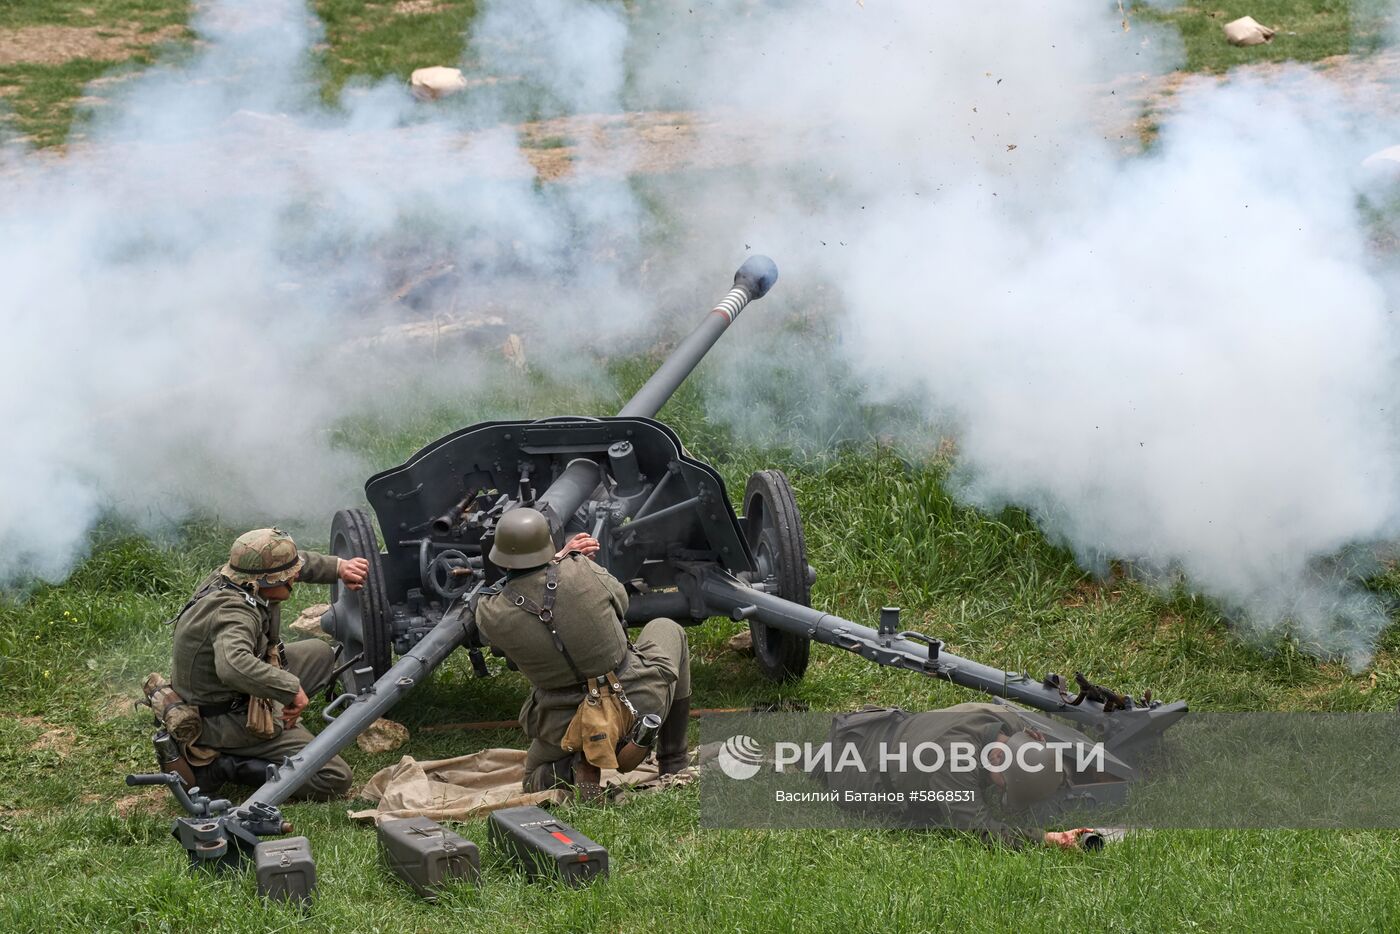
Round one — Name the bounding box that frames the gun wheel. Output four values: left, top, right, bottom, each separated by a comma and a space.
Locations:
326, 508, 393, 691
743, 470, 812, 683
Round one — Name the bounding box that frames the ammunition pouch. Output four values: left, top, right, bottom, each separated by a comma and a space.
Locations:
140, 672, 218, 767
245, 697, 279, 741
243, 643, 284, 741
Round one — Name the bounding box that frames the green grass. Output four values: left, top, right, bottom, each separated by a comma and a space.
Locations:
0, 0, 189, 29
1132, 0, 1387, 73
0, 60, 107, 148
3, 0, 1388, 148
0, 0, 191, 147
4, 357, 1400, 931
522, 134, 572, 150
314, 0, 478, 102
5, 1, 1400, 930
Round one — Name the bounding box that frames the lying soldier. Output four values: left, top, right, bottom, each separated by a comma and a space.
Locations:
824, 702, 1097, 849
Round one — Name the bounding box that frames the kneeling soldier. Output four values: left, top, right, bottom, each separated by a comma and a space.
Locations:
169, 527, 368, 799
475, 507, 692, 796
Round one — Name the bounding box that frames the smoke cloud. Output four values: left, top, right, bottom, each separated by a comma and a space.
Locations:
634, 1, 1400, 665
0, 0, 645, 581
4, 0, 1400, 663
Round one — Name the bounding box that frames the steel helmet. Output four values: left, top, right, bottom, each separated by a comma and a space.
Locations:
222, 527, 304, 586
489, 508, 556, 569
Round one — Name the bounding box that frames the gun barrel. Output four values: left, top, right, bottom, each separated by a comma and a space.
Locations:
428, 493, 474, 536
241, 603, 474, 810
617, 255, 778, 419
221, 259, 782, 813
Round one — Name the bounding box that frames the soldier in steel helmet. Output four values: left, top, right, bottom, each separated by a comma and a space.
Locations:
825, 702, 1096, 848
168, 527, 369, 799
475, 507, 692, 796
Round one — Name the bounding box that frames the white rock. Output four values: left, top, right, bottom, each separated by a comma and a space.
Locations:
1223, 16, 1275, 47
290, 603, 332, 641
726, 629, 754, 654
357, 718, 410, 754
411, 66, 468, 101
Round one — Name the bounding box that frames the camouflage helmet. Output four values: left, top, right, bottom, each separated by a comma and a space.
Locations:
221, 527, 305, 586
489, 508, 556, 570
1000, 731, 1066, 810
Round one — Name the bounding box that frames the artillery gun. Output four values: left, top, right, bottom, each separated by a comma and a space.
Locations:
132, 256, 1186, 868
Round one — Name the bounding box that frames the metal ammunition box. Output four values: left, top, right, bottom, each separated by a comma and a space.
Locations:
487, 806, 608, 886
377, 816, 481, 899
254, 836, 316, 906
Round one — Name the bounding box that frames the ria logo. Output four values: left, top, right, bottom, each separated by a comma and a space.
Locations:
716, 734, 764, 780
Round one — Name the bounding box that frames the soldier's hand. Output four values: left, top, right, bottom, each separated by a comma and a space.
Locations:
338, 557, 370, 591
282, 686, 309, 726
556, 533, 601, 560
1043, 828, 1095, 849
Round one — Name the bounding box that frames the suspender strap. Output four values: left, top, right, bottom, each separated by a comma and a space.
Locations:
165, 578, 229, 626
503, 563, 588, 685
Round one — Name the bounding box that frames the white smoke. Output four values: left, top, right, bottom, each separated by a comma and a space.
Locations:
4, 0, 1400, 664
630, 1, 1400, 664
0, 0, 643, 582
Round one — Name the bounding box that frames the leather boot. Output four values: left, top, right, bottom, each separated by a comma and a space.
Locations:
190, 756, 236, 793
656, 694, 691, 775
225, 755, 274, 786
572, 754, 606, 803
190, 755, 272, 793
523, 756, 575, 793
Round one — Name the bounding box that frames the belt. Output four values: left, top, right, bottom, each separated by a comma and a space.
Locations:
198, 695, 249, 718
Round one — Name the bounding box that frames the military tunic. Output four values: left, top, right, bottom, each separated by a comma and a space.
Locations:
476, 553, 691, 771
171, 550, 352, 800
825, 702, 1041, 847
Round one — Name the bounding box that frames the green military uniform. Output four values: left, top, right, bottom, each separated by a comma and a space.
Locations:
171, 549, 352, 801
825, 702, 1046, 847
476, 552, 691, 773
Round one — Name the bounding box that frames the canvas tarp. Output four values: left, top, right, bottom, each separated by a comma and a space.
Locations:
348, 747, 694, 823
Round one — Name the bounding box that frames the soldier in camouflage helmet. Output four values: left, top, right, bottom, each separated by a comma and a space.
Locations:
476, 507, 692, 793
169, 527, 369, 799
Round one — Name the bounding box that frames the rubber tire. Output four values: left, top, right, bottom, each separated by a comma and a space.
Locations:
328, 508, 393, 680
743, 470, 812, 683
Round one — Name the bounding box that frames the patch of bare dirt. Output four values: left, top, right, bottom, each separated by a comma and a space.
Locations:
114, 790, 167, 817
1127, 49, 1400, 146
517, 110, 745, 181
510, 52, 1400, 182
1061, 576, 1127, 609
25, 722, 74, 759
99, 692, 141, 721
0, 24, 185, 67
393, 0, 448, 14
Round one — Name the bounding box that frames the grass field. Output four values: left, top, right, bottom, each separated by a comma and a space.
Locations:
1, 1, 1391, 148
4, 355, 1400, 932
1132, 0, 1386, 73
5, 1, 1400, 932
